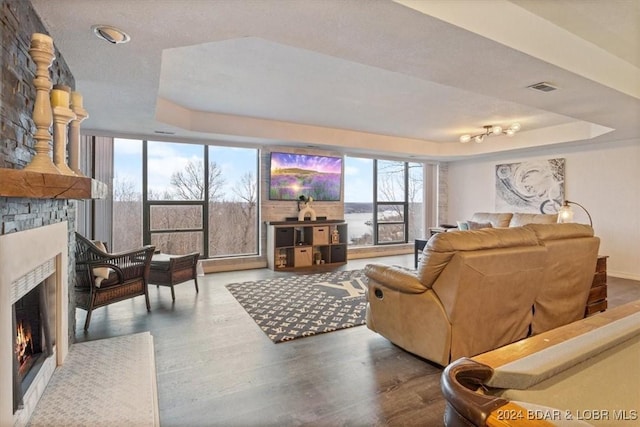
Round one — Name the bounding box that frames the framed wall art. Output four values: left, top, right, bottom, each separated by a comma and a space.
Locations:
495, 158, 565, 213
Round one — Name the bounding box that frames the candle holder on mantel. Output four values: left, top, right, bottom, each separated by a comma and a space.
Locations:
24, 33, 60, 174
50, 85, 76, 175
69, 91, 88, 176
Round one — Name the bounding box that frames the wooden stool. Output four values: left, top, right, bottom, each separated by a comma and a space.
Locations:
149, 252, 200, 301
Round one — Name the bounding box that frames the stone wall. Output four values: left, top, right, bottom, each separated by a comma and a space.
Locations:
0, 0, 77, 341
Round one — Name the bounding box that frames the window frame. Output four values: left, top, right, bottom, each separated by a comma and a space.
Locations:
373, 160, 410, 245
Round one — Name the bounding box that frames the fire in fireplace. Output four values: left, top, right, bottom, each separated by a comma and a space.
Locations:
12, 283, 52, 414
15, 285, 43, 376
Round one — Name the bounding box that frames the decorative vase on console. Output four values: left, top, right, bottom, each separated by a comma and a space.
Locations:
298, 195, 317, 221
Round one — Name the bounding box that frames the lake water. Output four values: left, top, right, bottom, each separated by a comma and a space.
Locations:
344, 212, 374, 241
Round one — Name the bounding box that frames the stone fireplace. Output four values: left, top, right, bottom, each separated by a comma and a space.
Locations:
0, 222, 69, 427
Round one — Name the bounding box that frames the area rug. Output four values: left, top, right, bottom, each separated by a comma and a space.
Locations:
226, 269, 368, 343
27, 332, 159, 427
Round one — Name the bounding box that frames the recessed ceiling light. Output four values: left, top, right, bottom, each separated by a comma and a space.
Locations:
91, 25, 130, 44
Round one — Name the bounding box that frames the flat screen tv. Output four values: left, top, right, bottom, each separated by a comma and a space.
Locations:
269, 152, 343, 201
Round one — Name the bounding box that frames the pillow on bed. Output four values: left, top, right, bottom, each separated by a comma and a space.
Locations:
467, 220, 493, 230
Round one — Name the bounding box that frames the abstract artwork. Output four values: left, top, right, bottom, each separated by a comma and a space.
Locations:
495, 158, 565, 213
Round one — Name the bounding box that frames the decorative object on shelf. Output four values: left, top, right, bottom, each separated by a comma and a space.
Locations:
24, 33, 60, 174
297, 195, 317, 221
277, 250, 287, 269
459, 123, 521, 143
69, 91, 89, 176
331, 228, 340, 244
50, 84, 76, 175
557, 200, 593, 226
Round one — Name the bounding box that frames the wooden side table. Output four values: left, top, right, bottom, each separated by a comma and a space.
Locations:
414, 238, 429, 268
416, 226, 454, 268
429, 227, 447, 236
584, 255, 608, 317
149, 252, 200, 301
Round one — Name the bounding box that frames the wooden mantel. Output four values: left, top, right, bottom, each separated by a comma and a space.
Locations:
0, 168, 108, 199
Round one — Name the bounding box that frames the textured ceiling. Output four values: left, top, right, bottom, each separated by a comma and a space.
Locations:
30, 0, 640, 160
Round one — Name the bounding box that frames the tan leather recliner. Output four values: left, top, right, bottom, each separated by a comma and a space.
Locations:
365, 227, 547, 366
364, 223, 600, 366
525, 223, 600, 334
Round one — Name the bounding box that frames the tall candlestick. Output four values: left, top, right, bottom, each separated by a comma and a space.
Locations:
24, 33, 60, 174
69, 91, 89, 176
51, 85, 76, 175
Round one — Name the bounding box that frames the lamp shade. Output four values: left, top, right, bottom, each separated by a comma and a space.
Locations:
557, 203, 574, 223
557, 200, 592, 226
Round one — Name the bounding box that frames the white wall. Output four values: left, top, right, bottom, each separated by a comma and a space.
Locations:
446, 139, 640, 280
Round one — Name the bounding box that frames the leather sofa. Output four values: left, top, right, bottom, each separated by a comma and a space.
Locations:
364, 223, 599, 366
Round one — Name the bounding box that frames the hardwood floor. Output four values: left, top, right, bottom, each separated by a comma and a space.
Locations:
74, 254, 640, 427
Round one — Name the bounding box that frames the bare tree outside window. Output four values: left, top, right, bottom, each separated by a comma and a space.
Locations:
112, 174, 143, 251
112, 138, 143, 252
170, 160, 225, 201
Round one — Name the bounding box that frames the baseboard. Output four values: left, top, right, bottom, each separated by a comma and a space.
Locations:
608, 270, 640, 281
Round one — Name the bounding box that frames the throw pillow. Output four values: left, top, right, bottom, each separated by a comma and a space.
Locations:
456, 221, 469, 231
467, 220, 493, 230
90, 240, 111, 288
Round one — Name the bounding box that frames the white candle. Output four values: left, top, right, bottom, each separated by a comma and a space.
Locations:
70, 91, 83, 109
30, 33, 53, 49
50, 89, 69, 108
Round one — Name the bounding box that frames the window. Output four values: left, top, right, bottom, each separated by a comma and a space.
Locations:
112, 138, 143, 252
376, 160, 407, 244
144, 141, 206, 255
344, 157, 374, 246
345, 156, 424, 246
113, 139, 259, 258
207, 146, 258, 257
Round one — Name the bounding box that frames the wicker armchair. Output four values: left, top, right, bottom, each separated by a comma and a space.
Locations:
74, 232, 155, 330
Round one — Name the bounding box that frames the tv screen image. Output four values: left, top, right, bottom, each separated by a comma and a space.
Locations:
269, 152, 342, 201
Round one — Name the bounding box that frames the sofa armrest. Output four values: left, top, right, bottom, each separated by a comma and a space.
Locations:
364, 263, 427, 294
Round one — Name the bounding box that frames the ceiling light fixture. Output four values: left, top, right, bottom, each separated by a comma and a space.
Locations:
459, 123, 521, 143
91, 25, 130, 44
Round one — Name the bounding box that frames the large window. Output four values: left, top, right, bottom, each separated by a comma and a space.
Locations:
344, 157, 374, 245
144, 141, 206, 255
112, 138, 143, 252
112, 139, 259, 258
376, 160, 407, 244
207, 146, 258, 257
345, 156, 424, 246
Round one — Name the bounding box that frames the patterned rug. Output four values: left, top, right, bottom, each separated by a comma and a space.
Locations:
226, 269, 368, 343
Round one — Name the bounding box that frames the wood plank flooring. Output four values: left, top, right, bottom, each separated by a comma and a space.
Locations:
74, 255, 640, 427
